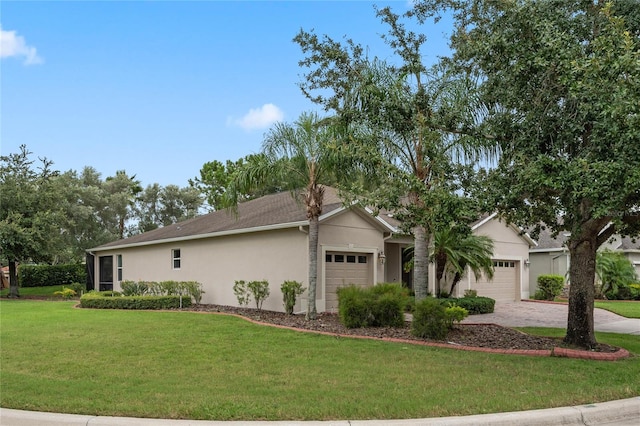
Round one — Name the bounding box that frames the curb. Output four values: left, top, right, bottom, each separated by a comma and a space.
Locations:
1, 397, 639, 425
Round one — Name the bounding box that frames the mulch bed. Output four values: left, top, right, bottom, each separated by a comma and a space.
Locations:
189, 304, 621, 354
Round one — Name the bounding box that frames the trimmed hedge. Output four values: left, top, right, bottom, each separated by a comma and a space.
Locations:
534, 274, 564, 301
337, 283, 408, 328
80, 292, 192, 310
446, 296, 495, 314
18, 264, 87, 287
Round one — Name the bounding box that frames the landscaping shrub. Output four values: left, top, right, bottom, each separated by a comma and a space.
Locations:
247, 280, 270, 310
54, 287, 77, 300
281, 280, 305, 314
411, 297, 449, 340
444, 305, 469, 328
411, 298, 469, 340
337, 285, 373, 328
448, 296, 495, 314
80, 292, 191, 309
337, 283, 408, 328
121, 280, 149, 296
18, 264, 86, 287
68, 282, 85, 296
534, 275, 564, 301
463, 289, 478, 298
233, 280, 250, 306
182, 281, 205, 304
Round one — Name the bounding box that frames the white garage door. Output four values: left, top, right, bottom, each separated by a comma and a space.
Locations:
472, 260, 519, 302
325, 252, 372, 312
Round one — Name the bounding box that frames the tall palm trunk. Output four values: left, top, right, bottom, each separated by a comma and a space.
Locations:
564, 234, 598, 349
305, 184, 324, 320
413, 225, 430, 301
307, 215, 319, 320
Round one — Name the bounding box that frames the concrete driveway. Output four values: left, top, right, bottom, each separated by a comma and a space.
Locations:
462, 300, 640, 335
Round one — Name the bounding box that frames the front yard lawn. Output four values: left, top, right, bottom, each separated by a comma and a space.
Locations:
594, 300, 640, 319
1, 300, 638, 421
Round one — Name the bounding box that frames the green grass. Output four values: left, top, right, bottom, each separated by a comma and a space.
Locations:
1, 301, 639, 421
594, 300, 640, 318
0, 285, 71, 298
554, 298, 640, 318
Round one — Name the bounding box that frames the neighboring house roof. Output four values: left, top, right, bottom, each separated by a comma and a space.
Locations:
530, 227, 571, 252
90, 187, 392, 251
621, 236, 640, 251
532, 226, 640, 253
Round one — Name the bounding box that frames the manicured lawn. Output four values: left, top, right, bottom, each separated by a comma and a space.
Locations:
1, 301, 639, 421
594, 300, 640, 319
553, 298, 640, 318
0, 285, 72, 299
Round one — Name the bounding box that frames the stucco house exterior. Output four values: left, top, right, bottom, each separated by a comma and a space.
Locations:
88, 189, 534, 312
528, 228, 640, 295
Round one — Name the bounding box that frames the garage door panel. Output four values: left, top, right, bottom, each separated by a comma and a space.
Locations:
471, 260, 519, 302
325, 251, 372, 310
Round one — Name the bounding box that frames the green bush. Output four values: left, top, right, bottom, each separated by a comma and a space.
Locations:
411, 297, 449, 340
336, 285, 373, 328
80, 292, 191, 309
337, 283, 408, 328
448, 296, 495, 314
281, 280, 305, 314
535, 275, 564, 301
54, 287, 77, 300
444, 305, 469, 328
182, 281, 205, 304
463, 289, 478, 298
247, 280, 270, 310
233, 280, 250, 307
68, 282, 85, 296
18, 264, 86, 287
121, 280, 149, 296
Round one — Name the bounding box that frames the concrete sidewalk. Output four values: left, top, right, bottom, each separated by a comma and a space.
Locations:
2, 397, 639, 425
462, 301, 640, 335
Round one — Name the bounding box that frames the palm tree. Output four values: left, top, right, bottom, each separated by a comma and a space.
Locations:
226, 111, 341, 319
431, 227, 494, 298
596, 250, 638, 299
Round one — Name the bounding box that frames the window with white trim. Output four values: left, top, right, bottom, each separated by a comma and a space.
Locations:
172, 249, 181, 270
117, 254, 123, 281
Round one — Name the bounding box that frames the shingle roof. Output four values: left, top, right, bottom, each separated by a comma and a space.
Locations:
621, 236, 640, 250
93, 187, 345, 250
534, 227, 570, 250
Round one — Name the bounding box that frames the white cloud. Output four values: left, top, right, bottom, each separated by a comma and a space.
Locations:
0, 25, 43, 65
228, 103, 284, 131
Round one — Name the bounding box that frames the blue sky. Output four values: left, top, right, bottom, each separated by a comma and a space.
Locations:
1, 0, 451, 188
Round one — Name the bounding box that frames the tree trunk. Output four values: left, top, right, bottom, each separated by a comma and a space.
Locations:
306, 215, 319, 320
564, 235, 598, 349
8, 259, 19, 298
413, 226, 430, 301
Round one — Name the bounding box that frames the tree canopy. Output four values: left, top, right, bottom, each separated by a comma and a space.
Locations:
294, 6, 495, 300
413, 0, 640, 348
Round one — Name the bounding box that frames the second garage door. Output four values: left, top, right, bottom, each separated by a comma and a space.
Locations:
471, 260, 519, 302
325, 252, 373, 312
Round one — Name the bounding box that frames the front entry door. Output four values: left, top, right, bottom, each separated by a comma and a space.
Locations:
99, 256, 113, 291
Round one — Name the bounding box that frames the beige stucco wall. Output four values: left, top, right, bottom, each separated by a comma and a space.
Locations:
92, 209, 392, 314
94, 227, 308, 312
316, 209, 386, 312
467, 218, 531, 300
528, 250, 569, 294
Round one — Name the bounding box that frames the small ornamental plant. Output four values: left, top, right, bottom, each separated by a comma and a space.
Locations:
281, 280, 305, 315
54, 287, 77, 300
